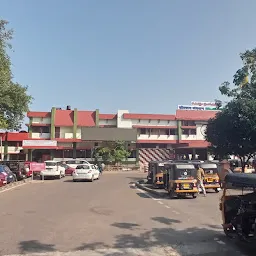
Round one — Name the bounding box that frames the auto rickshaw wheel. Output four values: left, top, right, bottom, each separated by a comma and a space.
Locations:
192, 193, 197, 199
215, 188, 220, 193
223, 226, 237, 239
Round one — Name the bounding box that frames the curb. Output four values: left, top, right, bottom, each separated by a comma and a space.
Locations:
135, 181, 168, 198
0, 178, 32, 192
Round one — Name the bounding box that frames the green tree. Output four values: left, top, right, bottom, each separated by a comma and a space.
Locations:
96, 141, 131, 165
0, 20, 32, 130
205, 48, 256, 171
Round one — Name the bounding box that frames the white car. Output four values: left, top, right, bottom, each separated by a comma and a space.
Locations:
73, 164, 100, 182
40, 160, 66, 179
66, 159, 90, 169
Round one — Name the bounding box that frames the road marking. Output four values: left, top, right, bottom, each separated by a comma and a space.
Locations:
158, 201, 164, 204
0, 182, 28, 194
216, 240, 226, 245
165, 205, 170, 209
136, 188, 161, 200
172, 210, 179, 214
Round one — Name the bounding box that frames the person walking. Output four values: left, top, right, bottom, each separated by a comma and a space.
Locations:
196, 165, 206, 196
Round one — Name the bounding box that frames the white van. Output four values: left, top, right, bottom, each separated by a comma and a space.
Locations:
40, 160, 65, 179
66, 159, 90, 169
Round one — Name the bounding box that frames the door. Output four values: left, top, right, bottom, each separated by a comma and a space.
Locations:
55, 127, 60, 138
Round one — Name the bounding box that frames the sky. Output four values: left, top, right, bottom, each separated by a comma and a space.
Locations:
1, 0, 256, 116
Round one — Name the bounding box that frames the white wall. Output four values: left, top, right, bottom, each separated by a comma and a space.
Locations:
181, 134, 197, 140
8, 146, 23, 154
31, 133, 51, 139
99, 119, 117, 126
31, 117, 51, 124
117, 110, 132, 128
59, 127, 73, 138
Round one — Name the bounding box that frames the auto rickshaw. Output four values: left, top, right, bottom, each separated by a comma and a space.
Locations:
147, 161, 157, 184
163, 162, 198, 199
219, 173, 256, 241
200, 162, 221, 193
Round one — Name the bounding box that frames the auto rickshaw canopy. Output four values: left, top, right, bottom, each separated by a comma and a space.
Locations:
225, 173, 256, 188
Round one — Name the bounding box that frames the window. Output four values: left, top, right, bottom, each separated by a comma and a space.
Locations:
190, 129, 196, 135
76, 165, 90, 169
140, 128, 146, 134
182, 129, 196, 135
45, 162, 57, 166
170, 129, 176, 135
165, 129, 169, 135
32, 126, 50, 133
181, 121, 196, 126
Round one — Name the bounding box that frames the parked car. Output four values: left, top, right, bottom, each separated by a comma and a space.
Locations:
0, 165, 17, 183
73, 164, 100, 182
66, 159, 90, 169
1, 161, 26, 181
60, 163, 75, 175
40, 160, 65, 179
0, 167, 7, 185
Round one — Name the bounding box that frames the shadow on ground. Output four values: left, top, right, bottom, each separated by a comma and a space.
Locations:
19, 240, 56, 254
17, 218, 256, 256
73, 218, 256, 256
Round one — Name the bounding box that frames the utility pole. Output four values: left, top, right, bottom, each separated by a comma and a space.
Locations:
0, 136, 2, 161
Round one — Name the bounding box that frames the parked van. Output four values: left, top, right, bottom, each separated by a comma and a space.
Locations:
40, 160, 65, 179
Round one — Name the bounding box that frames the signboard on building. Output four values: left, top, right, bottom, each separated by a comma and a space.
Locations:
178, 105, 205, 110
22, 140, 57, 147
191, 101, 216, 106
178, 105, 223, 111
81, 127, 137, 141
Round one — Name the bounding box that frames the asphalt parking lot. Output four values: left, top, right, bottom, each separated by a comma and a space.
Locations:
0, 172, 255, 256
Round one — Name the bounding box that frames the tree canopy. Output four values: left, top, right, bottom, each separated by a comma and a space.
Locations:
94, 141, 131, 165
205, 48, 256, 169
0, 20, 32, 130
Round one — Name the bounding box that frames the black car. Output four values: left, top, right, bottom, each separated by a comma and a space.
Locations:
0, 165, 17, 183
0, 161, 26, 181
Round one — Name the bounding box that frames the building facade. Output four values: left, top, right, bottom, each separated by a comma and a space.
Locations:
0, 131, 29, 160
24, 106, 218, 164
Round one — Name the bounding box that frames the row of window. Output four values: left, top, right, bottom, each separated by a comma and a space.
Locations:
139, 128, 196, 136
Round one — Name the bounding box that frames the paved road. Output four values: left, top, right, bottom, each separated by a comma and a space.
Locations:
0, 172, 255, 256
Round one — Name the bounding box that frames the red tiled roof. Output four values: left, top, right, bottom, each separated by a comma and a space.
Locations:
133, 125, 177, 129
123, 113, 176, 120
27, 112, 51, 118
77, 111, 96, 127
176, 110, 218, 121
99, 114, 117, 120
0, 132, 29, 141
55, 110, 74, 126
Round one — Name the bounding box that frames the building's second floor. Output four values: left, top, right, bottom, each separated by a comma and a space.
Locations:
27, 107, 218, 142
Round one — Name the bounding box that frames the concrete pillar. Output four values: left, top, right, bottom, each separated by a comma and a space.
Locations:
73, 142, 77, 159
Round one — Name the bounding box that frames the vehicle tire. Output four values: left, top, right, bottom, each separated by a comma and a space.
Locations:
192, 193, 197, 199
73, 179, 76, 182
97, 174, 100, 180
224, 227, 236, 239
169, 190, 175, 199
90, 175, 94, 182
215, 188, 220, 193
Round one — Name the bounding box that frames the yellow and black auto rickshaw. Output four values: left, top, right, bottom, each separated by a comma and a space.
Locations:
200, 162, 221, 193
163, 162, 198, 199
219, 173, 256, 241
147, 160, 168, 188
